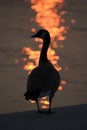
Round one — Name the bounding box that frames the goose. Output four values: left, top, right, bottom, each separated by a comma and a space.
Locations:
24, 29, 60, 113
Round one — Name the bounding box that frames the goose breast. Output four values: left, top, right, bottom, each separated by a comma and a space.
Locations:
27, 60, 60, 96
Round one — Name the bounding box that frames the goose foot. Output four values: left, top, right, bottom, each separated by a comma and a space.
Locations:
46, 109, 52, 114
37, 109, 42, 113
46, 110, 55, 115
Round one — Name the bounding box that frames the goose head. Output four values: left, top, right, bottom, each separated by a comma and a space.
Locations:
31, 29, 51, 62
31, 29, 50, 41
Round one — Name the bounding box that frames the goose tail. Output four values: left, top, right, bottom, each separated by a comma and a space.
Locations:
24, 91, 31, 100
24, 89, 40, 101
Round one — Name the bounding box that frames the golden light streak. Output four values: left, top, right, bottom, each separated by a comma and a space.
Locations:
22, 1, 67, 75
41, 105, 49, 109
30, 0, 66, 42
29, 100, 36, 104
31, 27, 36, 32
61, 80, 67, 85
15, 59, 19, 64
40, 100, 49, 105
41, 96, 47, 100
70, 19, 76, 24
58, 85, 63, 91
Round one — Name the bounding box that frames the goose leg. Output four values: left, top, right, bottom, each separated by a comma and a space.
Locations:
36, 99, 41, 113
47, 96, 52, 114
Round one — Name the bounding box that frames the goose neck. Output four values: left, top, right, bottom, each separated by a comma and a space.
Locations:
40, 37, 50, 62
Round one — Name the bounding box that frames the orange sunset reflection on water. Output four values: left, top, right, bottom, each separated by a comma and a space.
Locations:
16, 0, 76, 109
23, 0, 67, 108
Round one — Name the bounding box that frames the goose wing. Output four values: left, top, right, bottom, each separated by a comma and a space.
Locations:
26, 67, 43, 92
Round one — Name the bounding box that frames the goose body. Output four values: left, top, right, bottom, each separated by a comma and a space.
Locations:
24, 29, 60, 113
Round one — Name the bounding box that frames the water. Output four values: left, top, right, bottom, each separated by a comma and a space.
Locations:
0, 0, 87, 114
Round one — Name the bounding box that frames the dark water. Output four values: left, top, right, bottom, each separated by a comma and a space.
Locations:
0, 0, 87, 114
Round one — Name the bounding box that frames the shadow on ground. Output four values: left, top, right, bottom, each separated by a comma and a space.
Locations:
0, 104, 87, 130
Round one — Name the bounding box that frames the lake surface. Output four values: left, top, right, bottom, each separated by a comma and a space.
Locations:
0, 0, 87, 114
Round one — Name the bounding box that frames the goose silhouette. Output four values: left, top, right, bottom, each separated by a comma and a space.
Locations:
24, 29, 60, 113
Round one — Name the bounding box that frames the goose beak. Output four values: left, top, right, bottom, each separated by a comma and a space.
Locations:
31, 34, 37, 38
